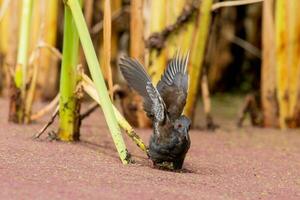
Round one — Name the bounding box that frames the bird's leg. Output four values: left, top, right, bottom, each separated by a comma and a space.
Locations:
154, 161, 174, 170
173, 158, 184, 170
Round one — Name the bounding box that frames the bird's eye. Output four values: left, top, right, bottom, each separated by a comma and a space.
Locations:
178, 124, 182, 128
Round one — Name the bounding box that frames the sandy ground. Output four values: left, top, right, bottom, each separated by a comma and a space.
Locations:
1, 98, 300, 200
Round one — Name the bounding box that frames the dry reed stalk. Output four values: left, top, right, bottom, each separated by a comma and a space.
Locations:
148, 0, 167, 85
275, 0, 289, 129
103, 0, 113, 99
130, 0, 145, 62
261, 0, 277, 127
0, 0, 20, 97
184, 0, 212, 119
287, 1, 300, 127
129, 0, 151, 128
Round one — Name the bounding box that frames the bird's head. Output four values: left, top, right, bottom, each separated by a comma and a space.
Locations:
173, 115, 191, 137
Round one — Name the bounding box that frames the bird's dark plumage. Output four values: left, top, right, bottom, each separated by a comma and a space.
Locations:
157, 51, 189, 121
119, 51, 191, 170
149, 115, 191, 169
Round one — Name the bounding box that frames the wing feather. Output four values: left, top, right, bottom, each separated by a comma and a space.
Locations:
156, 51, 190, 120
120, 57, 165, 122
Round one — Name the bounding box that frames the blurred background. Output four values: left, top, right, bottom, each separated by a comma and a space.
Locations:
0, 0, 299, 131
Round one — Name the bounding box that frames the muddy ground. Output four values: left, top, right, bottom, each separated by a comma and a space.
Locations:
1, 97, 300, 199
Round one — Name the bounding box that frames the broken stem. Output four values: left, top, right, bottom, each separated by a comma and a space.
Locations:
33, 105, 59, 139
201, 70, 218, 130
30, 93, 59, 121
80, 73, 148, 153
80, 101, 98, 120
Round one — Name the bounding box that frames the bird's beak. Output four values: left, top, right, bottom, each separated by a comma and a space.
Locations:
184, 127, 188, 133
184, 127, 189, 140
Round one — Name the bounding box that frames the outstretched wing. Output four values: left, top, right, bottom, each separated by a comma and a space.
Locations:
157, 51, 189, 120
119, 57, 165, 123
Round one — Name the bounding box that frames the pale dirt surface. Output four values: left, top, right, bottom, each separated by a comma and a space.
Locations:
1, 98, 300, 200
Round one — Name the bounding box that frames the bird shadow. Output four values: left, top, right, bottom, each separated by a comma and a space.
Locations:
33, 134, 205, 174
150, 166, 196, 174
78, 139, 197, 174
168, 163, 222, 175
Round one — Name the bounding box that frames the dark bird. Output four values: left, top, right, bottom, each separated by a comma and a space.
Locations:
119, 51, 191, 170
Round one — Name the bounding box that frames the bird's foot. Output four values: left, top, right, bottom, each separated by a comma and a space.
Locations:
154, 161, 175, 170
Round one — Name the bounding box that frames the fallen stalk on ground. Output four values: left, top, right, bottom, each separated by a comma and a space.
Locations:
33, 106, 59, 139
30, 87, 148, 154
80, 73, 148, 153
